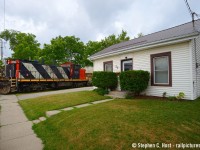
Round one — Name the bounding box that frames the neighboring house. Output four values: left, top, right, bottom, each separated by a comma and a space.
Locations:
89, 19, 200, 100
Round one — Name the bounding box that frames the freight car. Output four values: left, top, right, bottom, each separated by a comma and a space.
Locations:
0, 59, 88, 94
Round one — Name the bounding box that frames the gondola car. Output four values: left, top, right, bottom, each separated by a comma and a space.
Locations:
0, 59, 88, 94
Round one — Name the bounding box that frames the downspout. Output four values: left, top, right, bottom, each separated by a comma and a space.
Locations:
194, 37, 198, 99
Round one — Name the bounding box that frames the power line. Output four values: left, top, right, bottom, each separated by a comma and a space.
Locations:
4, 0, 5, 30
184, 0, 193, 17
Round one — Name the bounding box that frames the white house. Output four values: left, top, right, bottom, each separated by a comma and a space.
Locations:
89, 19, 200, 100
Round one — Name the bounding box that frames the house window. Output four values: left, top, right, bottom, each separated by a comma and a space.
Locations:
104, 61, 113, 72
151, 52, 172, 86
121, 59, 133, 71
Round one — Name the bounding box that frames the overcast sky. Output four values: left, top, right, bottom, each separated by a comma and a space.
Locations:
0, 0, 200, 57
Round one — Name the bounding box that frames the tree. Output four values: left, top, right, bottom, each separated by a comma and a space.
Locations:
101, 30, 130, 50
83, 41, 102, 66
40, 35, 85, 65
135, 32, 144, 38
84, 30, 130, 66
0, 29, 19, 50
0, 30, 41, 60
12, 33, 41, 60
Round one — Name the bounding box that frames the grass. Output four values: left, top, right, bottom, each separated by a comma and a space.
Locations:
18, 91, 110, 120
32, 98, 200, 150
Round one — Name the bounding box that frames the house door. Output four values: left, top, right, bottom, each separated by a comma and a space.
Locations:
121, 59, 133, 71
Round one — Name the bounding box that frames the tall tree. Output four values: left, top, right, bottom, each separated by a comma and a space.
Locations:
83, 41, 102, 66
0, 29, 41, 60
137, 32, 144, 38
84, 30, 130, 66
100, 30, 130, 50
0, 29, 19, 50
40, 35, 84, 65
12, 33, 40, 60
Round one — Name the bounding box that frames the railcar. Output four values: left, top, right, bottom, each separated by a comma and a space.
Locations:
0, 59, 88, 94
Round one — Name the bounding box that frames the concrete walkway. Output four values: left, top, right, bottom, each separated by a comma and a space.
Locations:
17, 86, 94, 100
45, 98, 114, 118
0, 95, 43, 150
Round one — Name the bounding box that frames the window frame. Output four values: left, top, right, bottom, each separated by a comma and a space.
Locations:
103, 61, 113, 72
150, 52, 172, 86
121, 58, 133, 71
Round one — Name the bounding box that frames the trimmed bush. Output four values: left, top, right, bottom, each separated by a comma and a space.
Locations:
93, 88, 109, 96
92, 71, 118, 90
120, 70, 150, 95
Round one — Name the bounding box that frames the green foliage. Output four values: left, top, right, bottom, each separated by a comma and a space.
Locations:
19, 91, 110, 120
12, 33, 41, 60
162, 92, 167, 98
1, 29, 130, 66
33, 98, 200, 150
0, 60, 4, 68
0, 29, 40, 60
137, 32, 144, 38
92, 71, 118, 90
167, 92, 185, 101
100, 30, 130, 49
93, 88, 109, 96
40, 36, 84, 65
84, 30, 130, 66
120, 70, 150, 95
0, 29, 19, 50
176, 92, 185, 100
125, 92, 135, 99
167, 96, 177, 101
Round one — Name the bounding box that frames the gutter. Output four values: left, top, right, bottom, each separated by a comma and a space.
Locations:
89, 32, 199, 61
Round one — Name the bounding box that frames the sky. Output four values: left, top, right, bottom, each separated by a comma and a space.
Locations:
0, 0, 200, 58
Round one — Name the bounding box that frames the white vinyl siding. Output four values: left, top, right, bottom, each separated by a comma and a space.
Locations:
93, 42, 193, 100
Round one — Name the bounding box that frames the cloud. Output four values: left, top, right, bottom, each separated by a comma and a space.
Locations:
0, 0, 200, 58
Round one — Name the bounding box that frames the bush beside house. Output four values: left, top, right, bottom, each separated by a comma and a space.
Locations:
120, 70, 150, 96
92, 71, 118, 95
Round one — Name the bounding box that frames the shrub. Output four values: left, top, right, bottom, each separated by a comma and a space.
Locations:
92, 71, 118, 90
93, 88, 109, 96
120, 70, 150, 95
125, 92, 135, 99
167, 96, 177, 101
162, 92, 167, 98
176, 92, 185, 100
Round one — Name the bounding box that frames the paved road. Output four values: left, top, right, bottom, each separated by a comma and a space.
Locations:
17, 86, 94, 100
0, 94, 43, 150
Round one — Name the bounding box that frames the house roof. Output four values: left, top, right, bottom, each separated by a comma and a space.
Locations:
90, 19, 200, 60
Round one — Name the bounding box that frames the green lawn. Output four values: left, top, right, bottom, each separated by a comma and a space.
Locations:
32, 98, 200, 150
18, 91, 110, 120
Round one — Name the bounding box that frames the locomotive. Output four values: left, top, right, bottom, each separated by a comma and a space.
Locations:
0, 59, 88, 94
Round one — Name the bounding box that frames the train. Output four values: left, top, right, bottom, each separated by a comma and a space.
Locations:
0, 59, 89, 94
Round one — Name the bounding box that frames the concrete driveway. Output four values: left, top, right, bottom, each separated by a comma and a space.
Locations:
17, 86, 94, 100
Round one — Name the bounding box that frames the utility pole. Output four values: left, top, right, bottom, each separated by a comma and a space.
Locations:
0, 0, 6, 61
4, 0, 5, 30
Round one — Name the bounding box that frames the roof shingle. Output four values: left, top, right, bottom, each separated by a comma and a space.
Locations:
91, 19, 200, 59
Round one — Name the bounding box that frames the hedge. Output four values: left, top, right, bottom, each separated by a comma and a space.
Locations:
92, 71, 118, 90
120, 70, 150, 95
